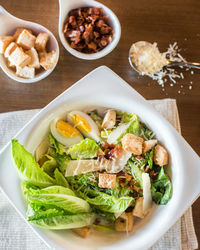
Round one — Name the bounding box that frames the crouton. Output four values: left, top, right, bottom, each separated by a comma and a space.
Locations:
101, 109, 116, 130
40, 50, 57, 70
4, 42, 17, 58
7, 58, 16, 68
98, 173, 116, 189
16, 66, 35, 79
72, 226, 92, 238
121, 133, 144, 155
133, 197, 144, 218
154, 144, 168, 166
9, 47, 31, 67
13, 28, 32, 41
115, 212, 134, 232
0, 36, 13, 54
26, 47, 40, 69
35, 32, 49, 51
17, 29, 36, 49
143, 139, 157, 154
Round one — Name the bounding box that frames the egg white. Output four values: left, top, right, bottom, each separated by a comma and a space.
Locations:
50, 119, 83, 147
67, 110, 100, 142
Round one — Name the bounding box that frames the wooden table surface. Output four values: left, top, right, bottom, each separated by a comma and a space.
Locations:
0, 0, 199, 247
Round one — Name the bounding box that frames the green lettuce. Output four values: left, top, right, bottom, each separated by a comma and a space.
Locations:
151, 167, 172, 205
140, 123, 154, 140
27, 203, 95, 229
128, 160, 144, 188
87, 110, 103, 129
67, 138, 102, 159
39, 154, 57, 177
116, 111, 138, 124
54, 168, 69, 188
22, 182, 91, 214
116, 111, 154, 140
77, 189, 133, 213
49, 133, 68, 155
12, 139, 55, 188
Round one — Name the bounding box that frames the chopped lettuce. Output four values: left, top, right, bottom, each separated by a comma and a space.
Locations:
54, 168, 69, 188
49, 133, 68, 155
27, 203, 95, 229
100, 129, 112, 140
128, 160, 144, 188
12, 139, 55, 188
22, 182, 91, 214
145, 148, 154, 169
116, 111, 138, 123
67, 138, 102, 159
87, 110, 103, 129
140, 123, 154, 140
151, 167, 172, 205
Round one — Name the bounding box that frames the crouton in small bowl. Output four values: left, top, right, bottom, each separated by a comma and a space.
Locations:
0, 6, 59, 83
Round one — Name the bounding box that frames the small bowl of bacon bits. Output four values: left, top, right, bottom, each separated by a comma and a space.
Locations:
59, 1, 121, 60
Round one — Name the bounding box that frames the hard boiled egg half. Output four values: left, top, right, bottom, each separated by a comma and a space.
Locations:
68, 110, 100, 142
50, 119, 83, 147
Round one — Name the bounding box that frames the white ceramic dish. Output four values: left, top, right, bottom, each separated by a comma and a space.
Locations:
58, 0, 121, 60
0, 5, 59, 83
0, 66, 200, 250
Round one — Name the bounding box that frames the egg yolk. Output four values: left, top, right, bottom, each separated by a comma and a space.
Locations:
56, 120, 79, 138
72, 114, 91, 133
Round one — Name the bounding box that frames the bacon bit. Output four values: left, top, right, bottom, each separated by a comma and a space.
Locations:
107, 145, 123, 159
149, 170, 158, 180
125, 206, 134, 212
130, 179, 136, 185
116, 171, 125, 176
135, 156, 144, 160
125, 175, 132, 181
133, 185, 143, 193
144, 165, 150, 172
63, 7, 113, 53
120, 182, 125, 187
100, 24, 112, 35
68, 16, 77, 28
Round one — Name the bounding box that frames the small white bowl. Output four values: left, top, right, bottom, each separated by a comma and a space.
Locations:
58, 0, 121, 60
0, 5, 59, 83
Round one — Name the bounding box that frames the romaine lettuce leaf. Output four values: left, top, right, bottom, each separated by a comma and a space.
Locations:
49, 133, 68, 155
54, 168, 69, 188
39, 154, 57, 177
12, 139, 55, 188
22, 182, 91, 214
151, 167, 172, 205
27, 203, 95, 229
67, 138, 102, 159
128, 160, 144, 188
78, 189, 134, 213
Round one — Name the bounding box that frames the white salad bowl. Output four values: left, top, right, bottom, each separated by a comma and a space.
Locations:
0, 66, 200, 250
0, 5, 59, 83
58, 0, 121, 60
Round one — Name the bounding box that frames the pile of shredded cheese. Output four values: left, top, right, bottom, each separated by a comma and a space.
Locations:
129, 41, 194, 91
129, 41, 168, 75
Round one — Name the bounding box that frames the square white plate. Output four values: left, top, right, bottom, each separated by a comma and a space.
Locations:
0, 66, 200, 250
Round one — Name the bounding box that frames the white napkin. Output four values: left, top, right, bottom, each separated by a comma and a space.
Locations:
0, 99, 198, 250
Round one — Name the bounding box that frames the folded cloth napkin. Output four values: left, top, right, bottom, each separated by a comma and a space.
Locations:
0, 99, 198, 250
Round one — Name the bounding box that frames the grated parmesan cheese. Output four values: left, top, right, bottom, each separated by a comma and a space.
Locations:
129, 41, 196, 91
